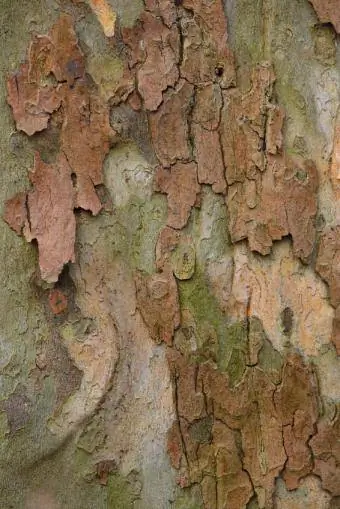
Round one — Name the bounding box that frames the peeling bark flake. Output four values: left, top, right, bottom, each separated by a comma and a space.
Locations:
5, 15, 116, 281
309, 0, 340, 34
24, 153, 76, 283
3, 192, 28, 235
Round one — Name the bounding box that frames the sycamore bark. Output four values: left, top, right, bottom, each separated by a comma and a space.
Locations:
0, 1, 339, 508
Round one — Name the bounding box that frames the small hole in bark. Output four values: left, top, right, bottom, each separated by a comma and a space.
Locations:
281, 307, 294, 336
71, 173, 77, 187
174, 0, 183, 5
316, 213, 325, 231
295, 168, 308, 182
215, 65, 224, 77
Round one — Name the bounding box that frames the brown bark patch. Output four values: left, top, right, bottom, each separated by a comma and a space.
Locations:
47, 14, 85, 85
149, 80, 194, 167
48, 289, 68, 315
166, 345, 322, 508
135, 270, 180, 345
180, 0, 235, 87
155, 163, 200, 229
6, 62, 61, 136
23, 153, 76, 283
122, 8, 180, 111
6, 15, 84, 136
220, 64, 318, 261
274, 354, 319, 489
60, 79, 114, 214
138, 12, 179, 111
310, 413, 340, 496
316, 226, 340, 353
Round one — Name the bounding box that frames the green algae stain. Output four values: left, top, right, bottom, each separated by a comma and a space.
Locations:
88, 54, 124, 101
172, 486, 204, 509
172, 243, 196, 281
178, 270, 282, 387
224, 0, 265, 90
107, 475, 136, 509
0, 412, 9, 440
111, 0, 144, 28
102, 143, 168, 274
128, 195, 167, 274
219, 321, 248, 386
258, 338, 283, 385
187, 187, 231, 269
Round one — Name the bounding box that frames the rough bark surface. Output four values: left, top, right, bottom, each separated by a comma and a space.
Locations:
0, 0, 339, 508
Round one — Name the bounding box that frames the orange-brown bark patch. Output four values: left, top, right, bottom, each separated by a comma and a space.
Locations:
316, 226, 340, 308
144, 0, 177, 27
166, 345, 323, 508
47, 14, 85, 85
221, 65, 318, 261
155, 162, 200, 229
5, 15, 116, 281
193, 125, 226, 193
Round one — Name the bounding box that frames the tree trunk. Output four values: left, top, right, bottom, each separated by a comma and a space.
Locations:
0, 0, 339, 507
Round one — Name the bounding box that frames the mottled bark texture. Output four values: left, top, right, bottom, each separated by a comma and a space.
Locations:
0, 0, 339, 508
